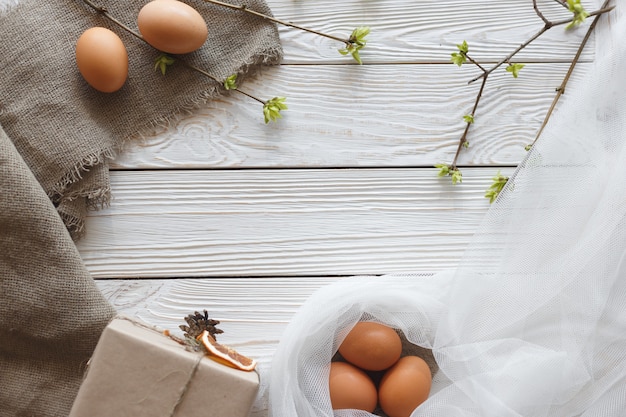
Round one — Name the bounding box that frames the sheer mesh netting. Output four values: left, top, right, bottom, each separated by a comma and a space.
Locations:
267, 5, 625, 417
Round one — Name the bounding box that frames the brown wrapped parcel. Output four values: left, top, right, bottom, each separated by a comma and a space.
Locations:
69, 317, 259, 417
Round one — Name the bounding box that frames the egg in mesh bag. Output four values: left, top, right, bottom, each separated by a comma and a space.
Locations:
267, 273, 451, 417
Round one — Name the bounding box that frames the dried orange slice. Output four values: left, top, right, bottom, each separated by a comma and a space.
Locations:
198, 330, 257, 372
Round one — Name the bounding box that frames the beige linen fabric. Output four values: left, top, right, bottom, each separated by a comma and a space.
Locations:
0, 124, 116, 416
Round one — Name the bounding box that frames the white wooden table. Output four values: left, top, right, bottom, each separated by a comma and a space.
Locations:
76, 0, 598, 413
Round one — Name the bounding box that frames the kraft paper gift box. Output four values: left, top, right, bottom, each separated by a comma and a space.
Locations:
69, 317, 259, 417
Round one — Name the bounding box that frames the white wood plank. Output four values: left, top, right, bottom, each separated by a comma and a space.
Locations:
265, 0, 599, 64
78, 167, 515, 278
96, 276, 348, 366
96, 276, 349, 416
112, 62, 589, 169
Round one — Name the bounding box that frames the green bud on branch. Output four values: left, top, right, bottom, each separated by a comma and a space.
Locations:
263, 97, 288, 124
223, 74, 238, 90
154, 54, 175, 75
435, 163, 449, 177
451, 40, 469, 67
339, 26, 371, 64
451, 169, 463, 184
506, 63, 525, 78
566, 0, 589, 29
484, 171, 509, 203
435, 164, 462, 184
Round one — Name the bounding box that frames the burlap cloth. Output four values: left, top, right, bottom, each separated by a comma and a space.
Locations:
0, 0, 282, 415
0, 0, 282, 237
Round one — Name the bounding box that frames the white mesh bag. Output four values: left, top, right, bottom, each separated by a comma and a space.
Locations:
267, 4, 626, 417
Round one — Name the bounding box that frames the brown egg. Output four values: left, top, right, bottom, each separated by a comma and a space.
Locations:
137, 0, 208, 54
328, 362, 377, 413
338, 321, 402, 371
75, 27, 128, 93
378, 356, 432, 417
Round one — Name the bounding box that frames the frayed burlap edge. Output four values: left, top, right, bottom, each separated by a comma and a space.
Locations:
122, 43, 284, 145
51, 41, 283, 239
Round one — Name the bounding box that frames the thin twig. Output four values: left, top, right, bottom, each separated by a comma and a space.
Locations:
182, 62, 265, 104
468, 26, 548, 84
80, 0, 268, 104
534, 0, 551, 25
468, 4, 614, 84
530, 0, 612, 146
201, 0, 352, 46
451, 74, 488, 170
551, 6, 614, 25
81, 0, 143, 42
466, 55, 488, 73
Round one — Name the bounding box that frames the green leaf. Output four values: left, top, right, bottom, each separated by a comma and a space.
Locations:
223, 74, 238, 90
450, 41, 469, 67
435, 164, 462, 184
350, 26, 371, 44
484, 189, 498, 203
463, 140, 470, 148
457, 40, 469, 54
566, 0, 589, 29
451, 51, 467, 67
525, 144, 533, 151
434, 163, 450, 177
451, 169, 462, 185
338, 45, 364, 64
484, 171, 509, 203
463, 114, 475, 124
263, 97, 288, 124
506, 63, 525, 78
338, 26, 370, 64
154, 54, 175, 75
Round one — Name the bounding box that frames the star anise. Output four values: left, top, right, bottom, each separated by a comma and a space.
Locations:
180, 310, 224, 340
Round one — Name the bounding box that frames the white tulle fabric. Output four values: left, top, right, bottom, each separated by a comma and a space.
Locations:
267, 5, 626, 417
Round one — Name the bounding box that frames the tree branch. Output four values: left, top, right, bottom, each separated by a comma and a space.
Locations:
451, 74, 488, 170
530, 0, 612, 147
468, 4, 614, 84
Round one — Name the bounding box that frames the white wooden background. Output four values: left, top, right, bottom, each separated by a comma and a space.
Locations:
78, 0, 600, 414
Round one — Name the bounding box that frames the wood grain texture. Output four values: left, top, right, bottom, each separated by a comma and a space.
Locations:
97, 276, 340, 348
264, 0, 599, 64
112, 62, 590, 169
79, 167, 514, 278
